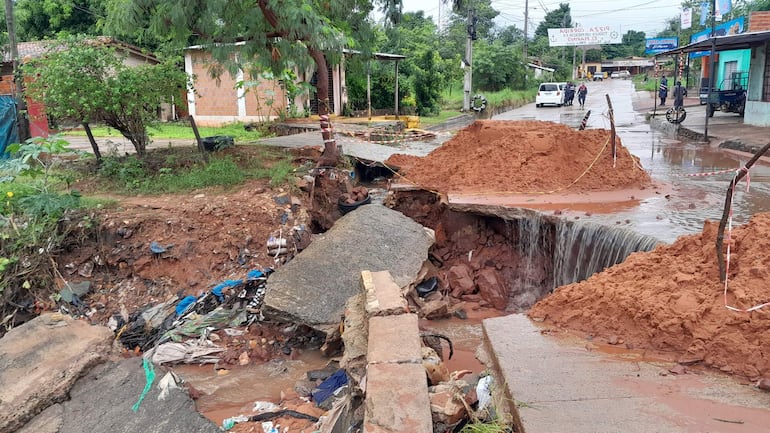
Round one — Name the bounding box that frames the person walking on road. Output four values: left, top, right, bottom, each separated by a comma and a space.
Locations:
577, 83, 588, 109
659, 75, 669, 106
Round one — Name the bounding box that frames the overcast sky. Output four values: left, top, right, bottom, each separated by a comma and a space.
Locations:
398, 0, 682, 37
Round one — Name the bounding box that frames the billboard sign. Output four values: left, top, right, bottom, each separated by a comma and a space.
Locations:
547, 26, 622, 46
645, 37, 679, 55
690, 16, 745, 59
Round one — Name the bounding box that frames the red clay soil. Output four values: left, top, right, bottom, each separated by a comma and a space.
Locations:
529, 213, 770, 380
393, 120, 650, 194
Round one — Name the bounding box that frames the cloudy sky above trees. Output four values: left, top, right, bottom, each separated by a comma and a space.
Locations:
400, 0, 682, 37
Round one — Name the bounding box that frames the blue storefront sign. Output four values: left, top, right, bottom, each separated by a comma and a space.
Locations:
645, 37, 679, 55
690, 17, 745, 59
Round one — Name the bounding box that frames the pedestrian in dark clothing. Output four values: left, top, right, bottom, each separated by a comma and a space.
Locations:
577, 83, 588, 108
564, 82, 576, 106
659, 75, 669, 106
673, 81, 685, 109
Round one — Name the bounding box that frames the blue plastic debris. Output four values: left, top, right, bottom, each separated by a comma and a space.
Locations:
211, 279, 243, 302
247, 269, 264, 280
149, 241, 166, 254
175, 295, 197, 316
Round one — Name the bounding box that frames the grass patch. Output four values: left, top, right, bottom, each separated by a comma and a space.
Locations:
89, 145, 296, 194
632, 74, 658, 92
441, 86, 536, 111
62, 121, 266, 143
418, 110, 464, 127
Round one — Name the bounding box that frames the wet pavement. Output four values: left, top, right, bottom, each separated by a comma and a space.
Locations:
489, 78, 770, 243
484, 314, 770, 433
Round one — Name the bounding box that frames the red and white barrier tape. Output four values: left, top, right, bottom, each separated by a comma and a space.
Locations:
723, 166, 768, 312
673, 168, 737, 178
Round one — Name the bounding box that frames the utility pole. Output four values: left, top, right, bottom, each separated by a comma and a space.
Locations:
523, 0, 529, 60
705, 0, 716, 140
463, 8, 476, 111
4, 0, 30, 143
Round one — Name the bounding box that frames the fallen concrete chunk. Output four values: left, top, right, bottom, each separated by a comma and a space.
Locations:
363, 270, 408, 317
0, 313, 113, 433
263, 204, 434, 333
19, 358, 220, 433
364, 363, 432, 433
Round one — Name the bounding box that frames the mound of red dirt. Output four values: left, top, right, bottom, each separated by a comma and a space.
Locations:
397, 120, 650, 194
529, 213, 770, 380
384, 153, 422, 172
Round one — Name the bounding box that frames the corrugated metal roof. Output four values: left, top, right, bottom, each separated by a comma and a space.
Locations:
657, 30, 770, 56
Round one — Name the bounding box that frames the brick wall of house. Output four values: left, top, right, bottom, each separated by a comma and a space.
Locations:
749, 11, 770, 32
190, 51, 238, 117
243, 73, 287, 117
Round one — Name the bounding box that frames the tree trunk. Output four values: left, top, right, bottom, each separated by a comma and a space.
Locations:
82, 122, 102, 163
308, 48, 340, 166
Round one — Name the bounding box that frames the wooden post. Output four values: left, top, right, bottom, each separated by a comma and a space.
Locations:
605, 94, 616, 167
716, 141, 770, 281
82, 122, 102, 162
189, 115, 209, 162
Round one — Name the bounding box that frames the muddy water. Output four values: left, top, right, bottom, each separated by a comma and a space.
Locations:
173, 351, 328, 425
420, 307, 503, 373
493, 79, 770, 243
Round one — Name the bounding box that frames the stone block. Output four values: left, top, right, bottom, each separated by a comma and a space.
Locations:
363, 270, 408, 317
367, 314, 422, 364
364, 363, 432, 433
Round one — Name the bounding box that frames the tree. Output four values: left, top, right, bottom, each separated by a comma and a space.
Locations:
23, 38, 188, 158
16, 0, 106, 40
106, 0, 401, 166
534, 3, 571, 38
473, 40, 527, 91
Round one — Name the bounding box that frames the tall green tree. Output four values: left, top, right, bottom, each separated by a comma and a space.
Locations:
473, 40, 527, 91
16, 0, 106, 40
534, 3, 571, 38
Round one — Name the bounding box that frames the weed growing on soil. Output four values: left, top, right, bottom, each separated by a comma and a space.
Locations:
0, 136, 93, 334
460, 421, 511, 433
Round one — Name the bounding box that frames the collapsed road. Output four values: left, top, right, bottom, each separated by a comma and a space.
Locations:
2, 78, 770, 433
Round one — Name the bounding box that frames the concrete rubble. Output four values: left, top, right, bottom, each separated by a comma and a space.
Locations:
19, 359, 220, 433
0, 313, 113, 433
263, 204, 434, 334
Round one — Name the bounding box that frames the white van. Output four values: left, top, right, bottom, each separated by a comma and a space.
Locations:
536, 82, 564, 107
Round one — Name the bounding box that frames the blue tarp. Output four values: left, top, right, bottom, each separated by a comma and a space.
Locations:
0, 96, 18, 158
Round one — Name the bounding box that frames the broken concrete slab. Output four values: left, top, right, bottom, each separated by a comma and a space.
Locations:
363, 271, 408, 317
19, 359, 220, 433
0, 313, 113, 433
263, 204, 434, 333
367, 314, 422, 364
364, 363, 432, 433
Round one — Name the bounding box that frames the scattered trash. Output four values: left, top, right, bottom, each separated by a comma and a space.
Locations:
131, 358, 156, 412
253, 401, 281, 413
156, 371, 181, 401
416, 276, 439, 298
149, 241, 167, 254
476, 375, 494, 413
312, 369, 348, 408
59, 281, 91, 303
222, 415, 250, 430
151, 340, 225, 365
